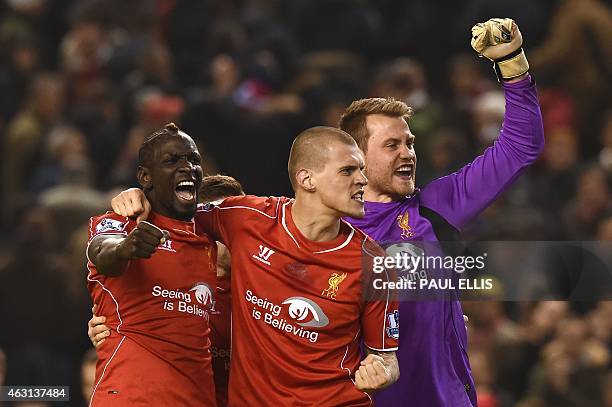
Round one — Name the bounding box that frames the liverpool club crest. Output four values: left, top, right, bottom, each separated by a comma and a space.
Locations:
321, 272, 347, 299
397, 212, 414, 239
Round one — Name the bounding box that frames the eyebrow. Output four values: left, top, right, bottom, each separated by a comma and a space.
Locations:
339, 161, 365, 171
161, 152, 201, 159
384, 136, 413, 143
164, 150, 199, 155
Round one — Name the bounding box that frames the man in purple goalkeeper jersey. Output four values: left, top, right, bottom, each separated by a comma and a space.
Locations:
340, 19, 544, 406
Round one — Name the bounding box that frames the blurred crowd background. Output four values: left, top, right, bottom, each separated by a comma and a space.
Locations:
0, 0, 610, 406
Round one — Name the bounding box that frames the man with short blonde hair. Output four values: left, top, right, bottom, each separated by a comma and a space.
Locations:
339, 98, 413, 153
339, 19, 544, 407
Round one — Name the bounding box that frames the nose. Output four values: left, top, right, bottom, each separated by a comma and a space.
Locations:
356, 169, 368, 186
177, 157, 195, 173
399, 144, 414, 159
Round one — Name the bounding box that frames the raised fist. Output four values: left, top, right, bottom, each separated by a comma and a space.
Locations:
471, 18, 529, 81
117, 221, 167, 259
472, 18, 523, 60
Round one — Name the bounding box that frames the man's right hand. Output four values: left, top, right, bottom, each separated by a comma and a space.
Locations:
117, 221, 166, 260
111, 188, 151, 222
88, 304, 111, 348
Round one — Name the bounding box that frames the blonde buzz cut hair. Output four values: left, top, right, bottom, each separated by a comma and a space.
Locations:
287, 126, 357, 191
338, 98, 413, 152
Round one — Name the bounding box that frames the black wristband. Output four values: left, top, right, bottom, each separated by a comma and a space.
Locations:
494, 47, 523, 63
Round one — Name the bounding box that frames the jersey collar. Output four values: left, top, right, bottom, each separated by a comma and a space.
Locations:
281, 200, 355, 254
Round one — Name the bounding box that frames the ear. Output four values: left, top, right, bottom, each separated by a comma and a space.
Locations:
137, 166, 152, 189
296, 168, 316, 192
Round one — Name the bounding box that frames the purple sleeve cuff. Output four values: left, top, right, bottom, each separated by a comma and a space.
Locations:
502, 73, 534, 89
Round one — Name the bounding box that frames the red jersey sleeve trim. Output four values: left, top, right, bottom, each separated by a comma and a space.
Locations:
365, 345, 399, 352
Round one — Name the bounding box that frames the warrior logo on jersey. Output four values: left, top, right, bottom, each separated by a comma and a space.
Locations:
95, 218, 125, 234
190, 283, 215, 309
252, 245, 275, 266
282, 297, 329, 328
321, 272, 347, 299
397, 212, 414, 239
386, 310, 399, 339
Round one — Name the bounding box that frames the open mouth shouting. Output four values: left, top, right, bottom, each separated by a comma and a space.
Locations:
394, 163, 414, 181
175, 179, 197, 203
351, 190, 365, 203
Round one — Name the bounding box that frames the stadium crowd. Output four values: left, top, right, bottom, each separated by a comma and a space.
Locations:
0, 0, 610, 406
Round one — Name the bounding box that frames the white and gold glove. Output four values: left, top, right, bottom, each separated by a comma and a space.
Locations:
471, 18, 529, 81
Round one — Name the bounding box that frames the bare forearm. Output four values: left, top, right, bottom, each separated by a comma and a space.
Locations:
89, 237, 130, 277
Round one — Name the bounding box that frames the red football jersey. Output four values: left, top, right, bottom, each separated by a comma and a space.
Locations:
87, 211, 218, 406
196, 196, 398, 406
209, 276, 231, 407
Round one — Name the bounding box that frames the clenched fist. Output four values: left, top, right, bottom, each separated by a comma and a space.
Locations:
471, 18, 529, 81
355, 354, 393, 393
117, 221, 167, 260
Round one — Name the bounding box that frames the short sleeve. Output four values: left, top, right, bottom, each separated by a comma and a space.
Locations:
361, 237, 399, 351
86, 212, 134, 268
88, 212, 132, 243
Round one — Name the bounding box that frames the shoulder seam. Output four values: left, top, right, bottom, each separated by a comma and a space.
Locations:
197, 197, 282, 219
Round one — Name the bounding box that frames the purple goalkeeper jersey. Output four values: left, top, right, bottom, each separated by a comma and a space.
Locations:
346, 75, 544, 407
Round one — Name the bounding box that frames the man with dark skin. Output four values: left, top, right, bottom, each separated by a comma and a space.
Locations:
86, 123, 217, 406
95, 127, 400, 406
90, 174, 244, 407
